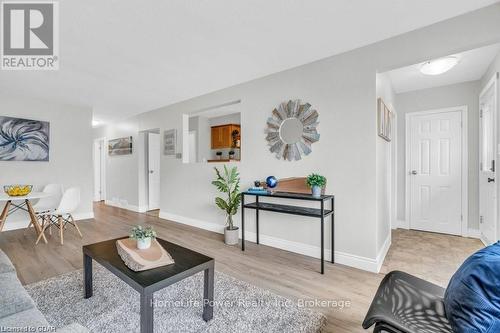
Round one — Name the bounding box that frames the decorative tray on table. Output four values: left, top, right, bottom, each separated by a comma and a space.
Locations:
116, 238, 175, 272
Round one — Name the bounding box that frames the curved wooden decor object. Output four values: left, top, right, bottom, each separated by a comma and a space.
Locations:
263, 177, 325, 195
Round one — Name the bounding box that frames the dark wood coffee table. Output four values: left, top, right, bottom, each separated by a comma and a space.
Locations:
83, 237, 215, 333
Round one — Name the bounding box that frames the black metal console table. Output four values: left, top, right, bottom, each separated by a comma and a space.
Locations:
241, 191, 335, 274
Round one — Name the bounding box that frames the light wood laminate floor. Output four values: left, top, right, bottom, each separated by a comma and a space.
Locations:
0, 203, 483, 332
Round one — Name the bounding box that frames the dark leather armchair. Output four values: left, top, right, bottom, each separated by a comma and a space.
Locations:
362, 271, 452, 333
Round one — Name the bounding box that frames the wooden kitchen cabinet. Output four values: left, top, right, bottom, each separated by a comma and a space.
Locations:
211, 124, 240, 149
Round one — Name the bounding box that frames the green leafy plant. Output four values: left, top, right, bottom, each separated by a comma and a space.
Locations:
212, 165, 241, 230
130, 225, 157, 240
306, 173, 327, 188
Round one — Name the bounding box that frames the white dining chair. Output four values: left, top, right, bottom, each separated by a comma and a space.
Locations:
30, 184, 64, 235
33, 184, 64, 213
36, 187, 83, 245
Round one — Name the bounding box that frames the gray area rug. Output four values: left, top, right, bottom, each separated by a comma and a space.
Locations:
26, 264, 326, 332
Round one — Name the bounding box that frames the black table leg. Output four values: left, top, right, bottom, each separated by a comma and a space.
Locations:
256, 195, 259, 244
321, 200, 324, 274
203, 262, 214, 321
241, 193, 245, 251
84, 253, 93, 298
140, 292, 153, 333
331, 197, 335, 264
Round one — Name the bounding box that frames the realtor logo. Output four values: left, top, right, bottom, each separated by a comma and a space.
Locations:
1, 1, 59, 70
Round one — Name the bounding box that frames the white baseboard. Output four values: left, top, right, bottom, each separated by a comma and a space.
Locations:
105, 200, 147, 213
159, 211, 224, 234
159, 210, 384, 273
376, 233, 392, 272
466, 228, 481, 239
138, 206, 149, 213
2, 211, 94, 232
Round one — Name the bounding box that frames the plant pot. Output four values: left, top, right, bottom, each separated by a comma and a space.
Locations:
224, 227, 239, 245
311, 186, 322, 197
137, 237, 152, 250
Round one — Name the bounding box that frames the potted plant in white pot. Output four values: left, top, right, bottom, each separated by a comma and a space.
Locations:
306, 173, 327, 197
212, 165, 241, 245
130, 225, 157, 250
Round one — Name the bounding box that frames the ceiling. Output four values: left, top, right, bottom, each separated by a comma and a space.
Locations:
387, 43, 500, 93
1, 1, 499, 124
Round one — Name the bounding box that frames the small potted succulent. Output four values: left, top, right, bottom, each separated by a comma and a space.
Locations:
306, 173, 327, 197
228, 150, 235, 160
216, 151, 223, 160
130, 225, 157, 250
212, 165, 241, 245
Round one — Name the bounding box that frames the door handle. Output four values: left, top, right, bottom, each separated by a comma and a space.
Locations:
410, 170, 417, 175
149, 170, 154, 174
488, 177, 495, 183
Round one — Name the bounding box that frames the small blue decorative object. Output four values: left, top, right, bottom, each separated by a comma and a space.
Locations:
266, 176, 278, 188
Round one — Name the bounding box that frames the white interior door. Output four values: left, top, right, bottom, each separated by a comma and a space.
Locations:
148, 133, 160, 210
479, 77, 498, 245
93, 139, 105, 201
408, 109, 463, 235
93, 140, 102, 201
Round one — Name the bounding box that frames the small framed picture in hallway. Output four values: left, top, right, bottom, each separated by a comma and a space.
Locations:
378, 98, 392, 142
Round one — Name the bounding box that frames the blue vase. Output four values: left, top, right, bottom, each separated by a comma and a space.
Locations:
266, 176, 278, 188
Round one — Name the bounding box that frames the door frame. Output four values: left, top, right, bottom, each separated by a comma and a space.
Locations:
93, 137, 106, 202
146, 130, 161, 211
479, 72, 499, 245
405, 106, 468, 236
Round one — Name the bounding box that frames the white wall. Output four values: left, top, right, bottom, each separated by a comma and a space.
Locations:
94, 4, 500, 272
209, 113, 241, 126
0, 94, 94, 230
395, 81, 481, 230
376, 73, 396, 258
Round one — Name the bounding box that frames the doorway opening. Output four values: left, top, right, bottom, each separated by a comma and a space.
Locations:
377, 44, 499, 282
380, 42, 500, 240
139, 129, 161, 213
93, 137, 106, 202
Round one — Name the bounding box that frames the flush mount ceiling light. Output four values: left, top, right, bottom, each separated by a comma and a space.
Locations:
420, 56, 459, 75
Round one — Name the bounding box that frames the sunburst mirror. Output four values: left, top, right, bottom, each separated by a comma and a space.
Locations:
266, 99, 320, 161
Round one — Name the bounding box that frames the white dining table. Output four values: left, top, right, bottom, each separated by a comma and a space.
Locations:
0, 192, 50, 244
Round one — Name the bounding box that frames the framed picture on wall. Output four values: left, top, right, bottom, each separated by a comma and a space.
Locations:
164, 129, 177, 156
108, 136, 133, 155
0, 116, 50, 161
378, 98, 392, 142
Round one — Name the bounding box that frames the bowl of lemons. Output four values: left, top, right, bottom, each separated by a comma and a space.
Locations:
3, 185, 33, 197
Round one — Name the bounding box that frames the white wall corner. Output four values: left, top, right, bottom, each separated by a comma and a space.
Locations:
376, 233, 392, 273
159, 210, 384, 273
394, 219, 409, 229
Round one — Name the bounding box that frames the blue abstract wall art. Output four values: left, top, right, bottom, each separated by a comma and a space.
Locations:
0, 116, 50, 161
